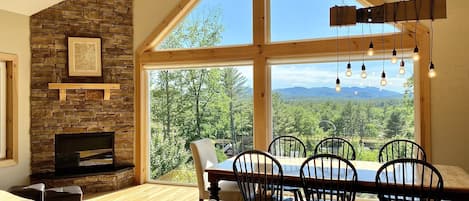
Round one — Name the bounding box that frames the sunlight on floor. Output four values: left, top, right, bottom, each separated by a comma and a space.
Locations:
84, 184, 199, 201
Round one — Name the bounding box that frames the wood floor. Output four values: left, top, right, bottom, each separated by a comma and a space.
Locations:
84, 184, 199, 201
84, 184, 378, 201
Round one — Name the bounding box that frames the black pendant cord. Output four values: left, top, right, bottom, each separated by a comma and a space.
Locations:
401, 23, 404, 61
430, 21, 433, 63
430, 0, 435, 63
414, 0, 422, 46
348, 26, 351, 64
337, 25, 340, 79
382, 1, 386, 73
401, 0, 407, 61
362, 23, 365, 64
393, 1, 398, 51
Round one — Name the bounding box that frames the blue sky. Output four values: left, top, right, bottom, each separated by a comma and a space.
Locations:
168, 0, 412, 93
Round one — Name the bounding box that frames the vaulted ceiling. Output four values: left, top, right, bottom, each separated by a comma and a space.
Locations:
0, 0, 64, 16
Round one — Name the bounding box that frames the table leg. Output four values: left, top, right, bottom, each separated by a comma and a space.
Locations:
208, 179, 220, 201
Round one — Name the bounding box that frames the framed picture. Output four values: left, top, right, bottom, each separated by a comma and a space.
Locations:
68, 37, 102, 77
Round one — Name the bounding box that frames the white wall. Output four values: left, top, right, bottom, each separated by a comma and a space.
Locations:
0, 10, 31, 190
431, 0, 469, 171
133, 0, 180, 51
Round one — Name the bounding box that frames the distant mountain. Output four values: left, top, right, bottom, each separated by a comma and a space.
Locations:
273, 87, 403, 99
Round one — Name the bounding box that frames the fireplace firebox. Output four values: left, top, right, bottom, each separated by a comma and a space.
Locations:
55, 132, 115, 176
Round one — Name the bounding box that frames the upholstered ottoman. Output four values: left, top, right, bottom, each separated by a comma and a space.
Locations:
45, 186, 82, 201
8, 183, 45, 201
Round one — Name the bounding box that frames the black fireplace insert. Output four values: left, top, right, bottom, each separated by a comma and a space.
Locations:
55, 132, 115, 175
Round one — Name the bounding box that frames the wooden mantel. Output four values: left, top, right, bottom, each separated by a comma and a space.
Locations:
48, 83, 121, 101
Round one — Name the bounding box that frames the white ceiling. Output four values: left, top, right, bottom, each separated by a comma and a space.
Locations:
0, 0, 65, 16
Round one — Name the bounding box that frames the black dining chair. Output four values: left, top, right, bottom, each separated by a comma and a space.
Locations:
268, 136, 306, 201
314, 137, 356, 160
233, 150, 289, 201
378, 139, 427, 163
299, 154, 358, 201
375, 158, 444, 201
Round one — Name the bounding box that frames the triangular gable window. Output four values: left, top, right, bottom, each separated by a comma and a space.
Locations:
156, 0, 253, 50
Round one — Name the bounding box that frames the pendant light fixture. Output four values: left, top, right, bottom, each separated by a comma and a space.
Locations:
380, 71, 387, 86
336, 29, 341, 92
399, 23, 406, 74
391, 49, 398, 64
391, 16, 398, 64
346, 27, 352, 77
361, 64, 367, 79
368, 41, 374, 56
413, 0, 422, 61
428, 1, 436, 78
367, 24, 374, 56
398, 0, 406, 74
361, 24, 367, 79
380, 3, 387, 87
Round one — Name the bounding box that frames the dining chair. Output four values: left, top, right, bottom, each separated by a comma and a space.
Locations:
299, 154, 358, 201
190, 139, 242, 201
268, 136, 306, 201
233, 150, 289, 201
375, 158, 444, 201
378, 139, 426, 163
314, 137, 356, 160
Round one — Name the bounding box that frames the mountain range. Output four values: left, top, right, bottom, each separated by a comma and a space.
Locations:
271, 87, 404, 99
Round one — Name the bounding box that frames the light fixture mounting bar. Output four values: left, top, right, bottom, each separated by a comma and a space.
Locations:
330, 0, 446, 26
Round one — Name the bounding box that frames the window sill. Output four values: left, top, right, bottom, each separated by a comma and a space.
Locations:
0, 159, 17, 168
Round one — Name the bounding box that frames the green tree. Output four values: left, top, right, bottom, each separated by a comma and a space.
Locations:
221, 68, 247, 152
149, 7, 224, 181
384, 110, 405, 138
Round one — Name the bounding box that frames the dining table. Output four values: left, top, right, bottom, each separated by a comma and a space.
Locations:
206, 156, 469, 201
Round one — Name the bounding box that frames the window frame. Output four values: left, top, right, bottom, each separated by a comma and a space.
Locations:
0, 52, 18, 167
135, 0, 431, 184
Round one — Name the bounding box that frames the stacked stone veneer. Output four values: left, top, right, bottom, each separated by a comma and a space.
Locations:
30, 0, 134, 191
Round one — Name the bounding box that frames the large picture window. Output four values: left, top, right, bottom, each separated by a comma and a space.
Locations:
271, 60, 415, 161
147, 66, 253, 184
136, 0, 431, 184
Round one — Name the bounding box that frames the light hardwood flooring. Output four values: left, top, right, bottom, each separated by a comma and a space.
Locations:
84, 184, 378, 201
85, 184, 199, 201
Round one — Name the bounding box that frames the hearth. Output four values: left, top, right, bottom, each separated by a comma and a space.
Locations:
55, 132, 115, 176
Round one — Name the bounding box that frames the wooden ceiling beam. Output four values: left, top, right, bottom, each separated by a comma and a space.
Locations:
331, 0, 446, 26
140, 33, 414, 65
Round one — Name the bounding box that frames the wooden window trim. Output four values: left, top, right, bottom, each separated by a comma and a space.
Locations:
0, 52, 18, 168
135, 0, 431, 184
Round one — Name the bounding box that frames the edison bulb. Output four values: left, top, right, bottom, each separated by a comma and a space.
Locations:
360, 71, 367, 79
380, 78, 388, 86
429, 62, 436, 78
368, 41, 374, 56
399, 67, 406, 75
413, 46, 420, 61
360, 64, 367, 79
391, 49, 398, 64
345, 63, 352, 77
335, 78, 341, 92
399, 60, 406, 75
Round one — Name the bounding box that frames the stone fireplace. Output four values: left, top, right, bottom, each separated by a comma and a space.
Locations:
29, 0, 135, 193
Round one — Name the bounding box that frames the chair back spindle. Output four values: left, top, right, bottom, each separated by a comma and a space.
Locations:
375, 158, 444, 201
315, 137, 356, 160
233, 150, 285, 201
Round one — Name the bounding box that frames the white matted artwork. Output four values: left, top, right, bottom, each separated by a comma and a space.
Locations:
68, 37, 102, 77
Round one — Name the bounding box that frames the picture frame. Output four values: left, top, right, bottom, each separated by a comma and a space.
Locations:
68, 37, 102, 77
